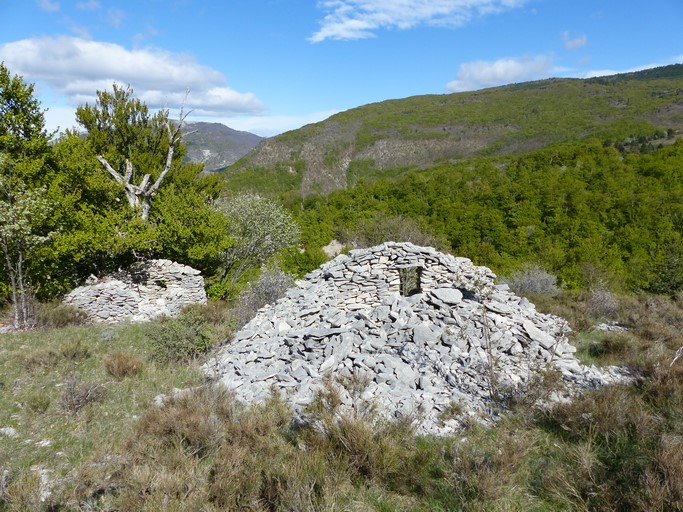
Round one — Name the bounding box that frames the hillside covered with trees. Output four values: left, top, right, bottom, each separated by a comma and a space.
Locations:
289, 140, 683, 296
226, 64, 683, 197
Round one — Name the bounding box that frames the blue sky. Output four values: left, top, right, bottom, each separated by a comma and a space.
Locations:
1, 0, 682, 136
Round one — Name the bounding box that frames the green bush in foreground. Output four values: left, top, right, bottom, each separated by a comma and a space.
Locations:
148, 310, 217, 364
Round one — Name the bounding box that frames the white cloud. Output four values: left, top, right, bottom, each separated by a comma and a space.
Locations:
562, 31, 587, 50
310, 0, 528, 42
37, 0, 60, 12
446, 55, 554, 92
76, 0, 100, 10
0, 37, 265, 117
218, 110, 339, 137
107, 7, 125, 28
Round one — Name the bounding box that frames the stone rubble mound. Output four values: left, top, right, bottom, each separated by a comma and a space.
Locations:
207, 243, 627, 435
64, 259, 206, 323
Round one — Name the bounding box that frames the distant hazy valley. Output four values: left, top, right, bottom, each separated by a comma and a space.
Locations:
182, 121, 262, 172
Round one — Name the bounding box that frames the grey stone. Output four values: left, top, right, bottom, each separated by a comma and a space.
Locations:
64, 259, 206, 323
319, 355, 336, 373
432, 288, 463, 305
522, 320, 556, 350
413, 324, 439, 346
0, 427, 17, 437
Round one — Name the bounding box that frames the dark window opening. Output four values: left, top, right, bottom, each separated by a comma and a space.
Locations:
399, 266, 422, 296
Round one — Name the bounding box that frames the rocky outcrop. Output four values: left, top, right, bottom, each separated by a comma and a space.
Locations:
206, 243, 628, 435
64, 259, 206, 323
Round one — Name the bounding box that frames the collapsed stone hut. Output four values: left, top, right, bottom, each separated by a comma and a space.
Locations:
64, 259, 207, 323
207, 242, 626, 435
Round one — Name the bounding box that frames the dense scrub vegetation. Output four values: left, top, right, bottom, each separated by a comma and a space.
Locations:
291, 140, 683, 296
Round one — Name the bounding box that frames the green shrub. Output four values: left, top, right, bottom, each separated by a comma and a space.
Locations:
503, 263, 559, 297
278, 245, 328, 278
2, 471, 43, 512
183, 300, 231, 326
21, 388, 51, 414
148, 311, 216, 364
588, 332, 637, 362
60, 339, 90, 361
231, 264, 295, 328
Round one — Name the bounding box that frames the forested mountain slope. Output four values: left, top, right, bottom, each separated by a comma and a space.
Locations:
226, 64, 683, 196
288, 139, 683, 294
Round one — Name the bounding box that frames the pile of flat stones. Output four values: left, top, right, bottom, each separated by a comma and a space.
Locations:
206, 242, 628, 435
64, 259, 206, 323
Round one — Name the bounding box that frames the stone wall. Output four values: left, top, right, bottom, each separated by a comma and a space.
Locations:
318, 242, 496, 310
64, 259, 206, 323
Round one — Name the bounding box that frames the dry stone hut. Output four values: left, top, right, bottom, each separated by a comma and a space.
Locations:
207, 242, 627, 435
64, 259, 207, 323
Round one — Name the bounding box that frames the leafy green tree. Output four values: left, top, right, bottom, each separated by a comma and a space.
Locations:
644, 234, 683, 297
0, 63, 51, 162
76, 84, 187, 220
0, 63, 54, 326
0, 165, 53, 328
151, 165, 232, 271
215, 193, 300, 287
71, 85, 231, 281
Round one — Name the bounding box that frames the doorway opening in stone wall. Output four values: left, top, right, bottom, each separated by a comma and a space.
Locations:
399, 266, 422, 296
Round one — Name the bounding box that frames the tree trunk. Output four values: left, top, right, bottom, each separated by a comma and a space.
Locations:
2, 244, 20, 330
16, 249, 30, 329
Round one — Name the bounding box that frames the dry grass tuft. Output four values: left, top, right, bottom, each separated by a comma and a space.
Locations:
131, 385, 238, 459
21, 349, 60, 372
104, 351, 144, 380
1, 471, 42, 512
59, 339, 90, 361
34, 302, 88, 328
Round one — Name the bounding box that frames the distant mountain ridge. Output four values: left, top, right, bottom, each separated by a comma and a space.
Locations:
181, 122, 262, 172
225, 64, 683, 197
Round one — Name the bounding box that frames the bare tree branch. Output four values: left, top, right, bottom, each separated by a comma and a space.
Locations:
140, 90, 192, 220
124, 158, 134, 183
96, 155, 123, 184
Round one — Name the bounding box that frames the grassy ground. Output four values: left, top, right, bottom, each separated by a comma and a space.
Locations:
0, 291, 682, 511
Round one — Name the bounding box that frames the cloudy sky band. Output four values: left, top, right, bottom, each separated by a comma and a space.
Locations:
4, 0, 681, 136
